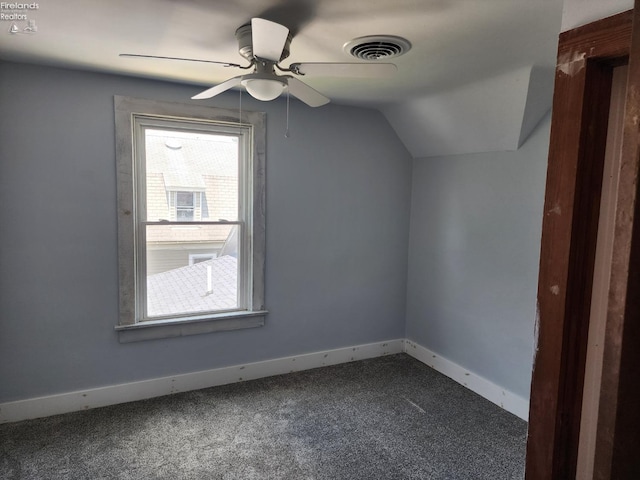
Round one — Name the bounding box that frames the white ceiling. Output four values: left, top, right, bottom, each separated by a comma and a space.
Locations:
1, 0, 563, 108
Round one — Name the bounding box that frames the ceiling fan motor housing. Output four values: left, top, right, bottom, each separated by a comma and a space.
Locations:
235, 23, 292, 62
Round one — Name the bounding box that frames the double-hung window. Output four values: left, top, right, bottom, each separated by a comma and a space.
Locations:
114, 96, 266, 342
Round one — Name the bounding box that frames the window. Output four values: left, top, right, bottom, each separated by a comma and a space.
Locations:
173, 191, 197, 221
114, 96, 266, 342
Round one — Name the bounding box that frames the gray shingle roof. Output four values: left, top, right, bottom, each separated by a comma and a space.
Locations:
145, 130, 238, 186
146, 255, 238, 317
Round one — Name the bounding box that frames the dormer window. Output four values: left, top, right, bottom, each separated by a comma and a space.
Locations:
172, 191, 198, 221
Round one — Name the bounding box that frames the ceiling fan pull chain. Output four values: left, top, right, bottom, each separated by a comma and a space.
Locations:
285, 87, 291, 139
238, 88, 242, 125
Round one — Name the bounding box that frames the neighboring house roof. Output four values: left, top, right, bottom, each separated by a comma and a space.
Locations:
146, 224, 236, 245
144, 130, 239, 243
147, 255, 237, 317
146, 130, 238, 188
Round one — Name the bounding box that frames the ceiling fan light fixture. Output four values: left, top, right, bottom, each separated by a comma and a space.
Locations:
241, 77, 286, 101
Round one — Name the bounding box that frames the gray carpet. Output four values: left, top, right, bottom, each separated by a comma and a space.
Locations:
0, 354, 527, 479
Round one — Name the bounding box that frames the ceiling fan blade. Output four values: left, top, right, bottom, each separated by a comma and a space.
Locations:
251, 18, 290, 61
120, 53, 243, 68
287, 77, 330, 107
291, 62, 397, 78
191, 76, 243, 100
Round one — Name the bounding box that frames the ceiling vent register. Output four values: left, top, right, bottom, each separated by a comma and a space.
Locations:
344, 35, 412, 60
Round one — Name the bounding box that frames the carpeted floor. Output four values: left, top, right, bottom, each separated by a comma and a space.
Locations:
0, 354, 527, 479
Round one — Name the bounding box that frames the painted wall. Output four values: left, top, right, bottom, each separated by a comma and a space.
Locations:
405, 114, 551, 399
0, 61, 412, 402
561, 0, 632, 31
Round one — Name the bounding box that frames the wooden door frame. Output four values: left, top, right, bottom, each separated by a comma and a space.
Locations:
526, 6, 640, 479
594, 3, 640, 478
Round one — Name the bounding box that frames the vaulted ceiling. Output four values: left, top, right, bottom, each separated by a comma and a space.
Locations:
0, 0, 564, 157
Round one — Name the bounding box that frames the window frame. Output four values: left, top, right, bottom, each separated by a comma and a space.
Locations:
114, 96, 267, 343
135, 117, 249, 321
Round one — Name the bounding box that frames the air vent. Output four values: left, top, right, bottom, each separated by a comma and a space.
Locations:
344, 35, 411, 60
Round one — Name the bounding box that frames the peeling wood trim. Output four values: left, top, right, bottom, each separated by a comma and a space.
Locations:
526, 9, 633, 480
113, 96, 267, 335
557, 51, 587, 77
594, 2, 640, 478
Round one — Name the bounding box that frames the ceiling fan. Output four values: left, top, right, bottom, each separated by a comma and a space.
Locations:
120, 18, 397, 107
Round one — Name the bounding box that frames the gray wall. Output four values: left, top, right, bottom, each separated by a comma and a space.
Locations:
0, 61, 412, 402
405, 114, 550, 399
561, 0, 632, 31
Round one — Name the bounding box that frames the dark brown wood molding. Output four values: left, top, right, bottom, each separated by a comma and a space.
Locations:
526, 10, 633, 480
595, 2, 640, 479
558, 10, 633, 60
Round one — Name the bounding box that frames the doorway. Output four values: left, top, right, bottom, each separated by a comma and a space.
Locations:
576, 64, 627, 480
525, 7, 640, 480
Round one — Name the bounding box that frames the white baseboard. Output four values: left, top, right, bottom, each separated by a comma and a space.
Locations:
403, 339, 529, 420
0, 339, 404, 424
1, 338, 529, 423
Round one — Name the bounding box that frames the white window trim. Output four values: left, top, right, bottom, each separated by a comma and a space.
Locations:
114, 96, 267, 343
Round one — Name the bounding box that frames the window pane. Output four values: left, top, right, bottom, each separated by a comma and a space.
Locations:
176, 192, 194, 207
145, 224, 241, 318
145, 130, 239, 222
176, 208, 194, 221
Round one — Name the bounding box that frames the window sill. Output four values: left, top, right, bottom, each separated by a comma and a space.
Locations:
115, 310, 267, 343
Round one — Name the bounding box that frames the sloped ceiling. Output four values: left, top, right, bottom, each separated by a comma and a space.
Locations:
0, 0, 564, 157
382, 65, 555, 158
